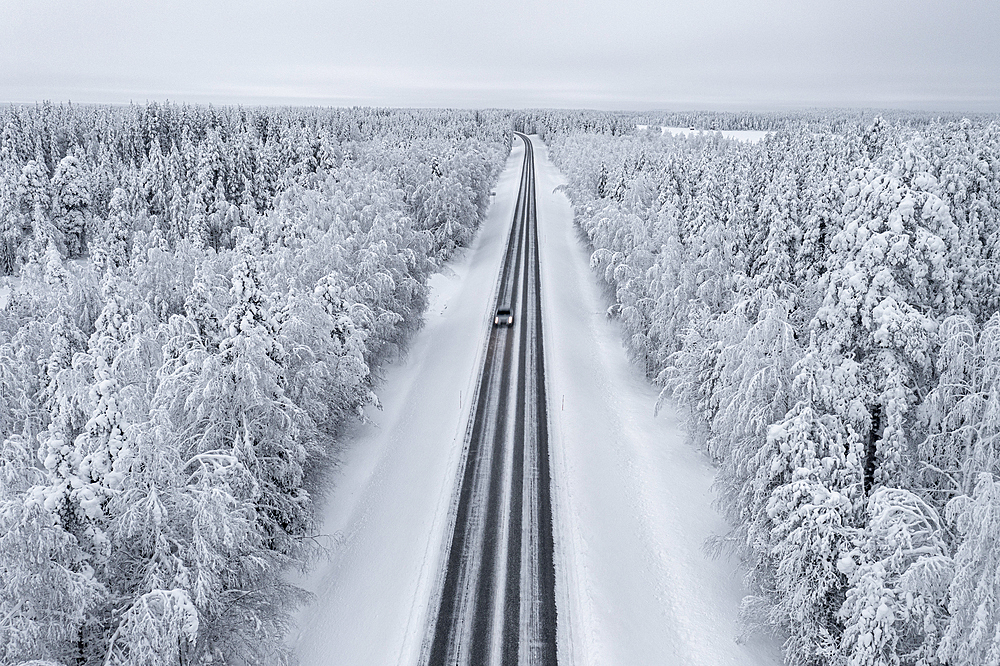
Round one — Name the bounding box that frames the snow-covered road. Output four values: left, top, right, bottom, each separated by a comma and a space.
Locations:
291, 136, 782, 666
422, 133, 557, 665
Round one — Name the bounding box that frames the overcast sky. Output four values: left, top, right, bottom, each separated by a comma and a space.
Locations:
2, 0, 999, 111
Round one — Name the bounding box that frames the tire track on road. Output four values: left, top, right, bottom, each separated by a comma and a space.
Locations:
423, 134, 557, 666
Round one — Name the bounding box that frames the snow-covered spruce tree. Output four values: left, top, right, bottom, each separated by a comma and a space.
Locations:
42, 238, 70, 289
183, 267, 222, 350
0, 144, 25, 274
645, 202, 691, 367
748, 166, 802, 299
186, 234, 311, 558
138, 137, 169, 226
35, 351, 93, 528
685, 170, 740, 316
51, 154, 92, 259
37, 297, 88, 428
16, 158, 56, 265
69, 278, 134, 522
792, 131, 854, 289
91, 188, 133, 276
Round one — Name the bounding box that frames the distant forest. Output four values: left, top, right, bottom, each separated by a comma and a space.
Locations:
2, 102, 1000, 666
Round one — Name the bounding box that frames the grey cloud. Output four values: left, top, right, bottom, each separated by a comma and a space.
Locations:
1, 0, 997, 110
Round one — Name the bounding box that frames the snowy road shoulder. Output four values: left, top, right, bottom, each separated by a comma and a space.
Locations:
531, 136, 782, 666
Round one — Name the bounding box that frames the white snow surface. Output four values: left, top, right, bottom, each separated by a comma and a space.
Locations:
291, 136, 782, 666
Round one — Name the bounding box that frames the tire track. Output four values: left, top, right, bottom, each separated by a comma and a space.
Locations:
422, 134, 557, 666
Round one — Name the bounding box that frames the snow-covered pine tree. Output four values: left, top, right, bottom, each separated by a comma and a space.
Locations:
815, 136, 955, 493
738, 332, 861, 661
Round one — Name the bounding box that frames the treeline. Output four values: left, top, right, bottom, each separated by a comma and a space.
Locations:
638, 109, 996, 133
0, 103, 508, 665
549, 116, 1000, 666
512, 107, 997, 136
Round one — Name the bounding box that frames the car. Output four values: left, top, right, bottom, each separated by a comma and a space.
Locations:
494, 308, 513, 326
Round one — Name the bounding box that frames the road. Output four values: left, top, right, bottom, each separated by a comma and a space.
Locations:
421, 133, 558, 666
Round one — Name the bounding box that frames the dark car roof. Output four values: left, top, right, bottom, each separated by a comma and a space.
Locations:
496, 307, 511, 314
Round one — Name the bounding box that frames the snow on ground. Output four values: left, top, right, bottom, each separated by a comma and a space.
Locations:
291, 135, 782, 665
290, 140, 526, 666
532, 136, 781, 666
638, 125, 770, 143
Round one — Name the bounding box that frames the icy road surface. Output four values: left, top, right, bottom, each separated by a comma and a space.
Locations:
291, 136, 781, 666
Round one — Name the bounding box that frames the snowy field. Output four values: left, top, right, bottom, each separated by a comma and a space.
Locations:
291, 137, 781, 665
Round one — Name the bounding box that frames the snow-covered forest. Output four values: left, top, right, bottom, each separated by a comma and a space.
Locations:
0, 102, 508, 665
546, 116, 1000, 666
4, 102, 1000, 666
